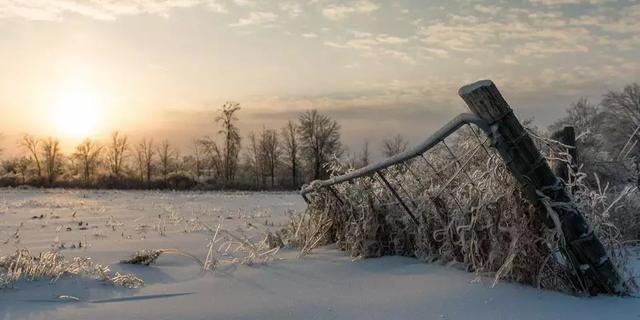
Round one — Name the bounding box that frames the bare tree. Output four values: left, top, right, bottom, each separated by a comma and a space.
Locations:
216, 102, 242, 183
381, 134, 408, 157
20, 134, 42, 178
261, 128, 280, 187
191, 139, 203, 179
281, 121, 299, 188
135, 138, 154, 182
107, 131, 128, 176
603, 83, 640, 125
73, 139, 103, 183
157, 139, 175, 182
297, 110, 342, 180
244, 132, 263, 187
549, 98, 604, 163
199, 136, 223, 179
41, 137, 61, 184
16, 157, 29, 184
359, 140, 370, 168
602, 84, 640, 156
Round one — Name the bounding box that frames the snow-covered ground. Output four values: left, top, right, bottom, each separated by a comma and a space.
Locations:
0, 188, 638, 320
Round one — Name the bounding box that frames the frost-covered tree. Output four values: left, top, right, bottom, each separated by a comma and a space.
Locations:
20, 134, 42, 178
381, 134, 408, 158
244, 132, 263, 187
297, 110, 342, 180
199, 136, 223, 180
157, 139, 176, 183
135, 138, 154, 182
41, 137, 61, 184
261, 128, 280, 187
359, 140, 370, 168
107, 131, 128, 177
280, 121, 299, 188
549, 98, 606, 163
73, 139, 103, 183
601, 83, 640, 160
216, 102, 242, 183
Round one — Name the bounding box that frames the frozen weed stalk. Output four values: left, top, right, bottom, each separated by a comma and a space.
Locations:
296, 80, 633, 296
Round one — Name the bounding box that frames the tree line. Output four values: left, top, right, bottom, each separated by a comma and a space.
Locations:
0, 102, 410, 190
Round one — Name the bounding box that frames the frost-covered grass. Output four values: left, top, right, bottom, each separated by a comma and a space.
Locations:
0, 249, 143, 289
294, 126, 639, 295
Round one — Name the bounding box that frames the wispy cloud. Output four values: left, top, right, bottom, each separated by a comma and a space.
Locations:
0, 0, 227, 21
322, 0, 379, 20
229, 11, 277, 27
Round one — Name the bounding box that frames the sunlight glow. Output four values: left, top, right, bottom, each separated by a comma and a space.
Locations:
53, 89, 104, 138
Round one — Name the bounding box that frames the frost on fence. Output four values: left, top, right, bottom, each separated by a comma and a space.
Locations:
301, 122, 554, 287
299, 80, 628, 296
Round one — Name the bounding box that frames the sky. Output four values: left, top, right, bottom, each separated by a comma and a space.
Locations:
0, 0, 639, 156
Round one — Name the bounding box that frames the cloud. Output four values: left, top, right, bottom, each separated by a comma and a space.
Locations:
323, 30, 414, 62
473, 4, 500, 15
302, 33, 318, 38
528, 0, 614, 5
232, 0, 255, 7
229, 11, 278, 27
322, 0, 379, 20
0, 0, 227, 21
279, 2, 303, 17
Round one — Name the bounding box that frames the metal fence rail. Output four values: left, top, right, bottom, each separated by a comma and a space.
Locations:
300, 113, 491, 201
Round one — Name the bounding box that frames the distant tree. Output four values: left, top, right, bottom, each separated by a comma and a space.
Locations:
191, 139, 203, 180
1, 159, 16, 174
280, 121, 299, 188
173, 149, 183, 174
20, 134, 42, 178
72, 139, 103, 183
601, 83, 640, 159
260, 128, 280, 187
381, 134, 408, 158
549, 98, 605, 163
157, 140, 176, 182
199, 136, 223, 179
216, 102, 242, 183
244, 132, 263, 187
16, 157, 29, 184
107, 131, 128, 176
135, 139, 154, 182
359, 140, 370, 168
41, 137, 61, 184
297, 110, 342, 180
602, 83, 640, 125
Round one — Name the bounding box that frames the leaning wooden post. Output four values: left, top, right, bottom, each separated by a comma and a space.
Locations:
550, 126, 577, 183
459, 80, 624, 295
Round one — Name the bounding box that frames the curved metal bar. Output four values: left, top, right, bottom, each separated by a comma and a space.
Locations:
300, 113, 492, 196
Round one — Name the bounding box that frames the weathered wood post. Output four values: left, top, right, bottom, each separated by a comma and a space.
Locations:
459, 80, 624, 295
551, 126, 577, 183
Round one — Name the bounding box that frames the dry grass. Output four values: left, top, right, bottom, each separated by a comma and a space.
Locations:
0, 249, 143, 289
292, 126, 638, 295
123, 218, 282, 274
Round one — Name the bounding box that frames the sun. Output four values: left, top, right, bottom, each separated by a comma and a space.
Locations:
53, 89, 104, 138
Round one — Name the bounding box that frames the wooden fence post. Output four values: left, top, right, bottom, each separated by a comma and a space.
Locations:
458, 80, 623, 295
551, 126, 577, 183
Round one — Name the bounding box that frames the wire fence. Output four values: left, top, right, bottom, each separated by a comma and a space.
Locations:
297, 81, 626, 295
301, 113, 495, 231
